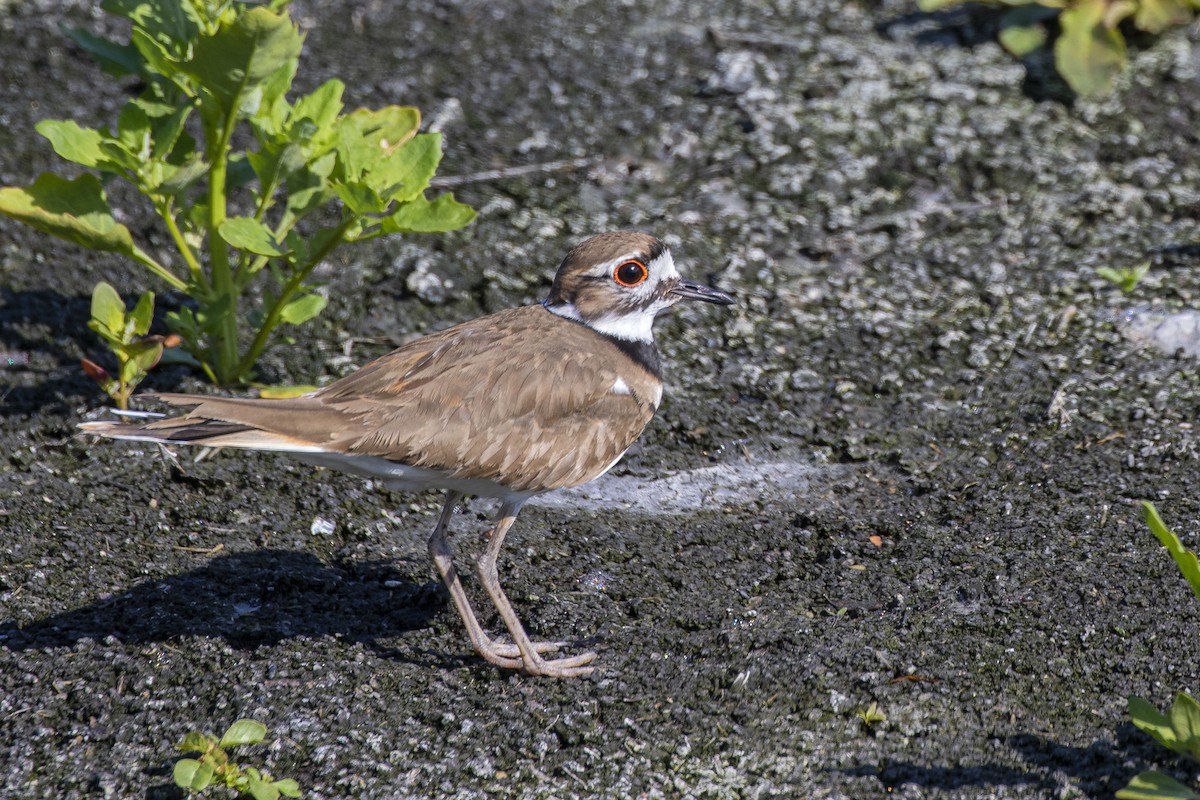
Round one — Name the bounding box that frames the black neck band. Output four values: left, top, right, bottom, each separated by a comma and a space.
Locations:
542, 302, 663, 378
604, 335, 662, 379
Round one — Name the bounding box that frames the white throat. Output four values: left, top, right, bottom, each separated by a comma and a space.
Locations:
545, 300, 676, 343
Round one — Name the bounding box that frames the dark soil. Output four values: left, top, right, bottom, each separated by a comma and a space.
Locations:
2, 0, 1200, 797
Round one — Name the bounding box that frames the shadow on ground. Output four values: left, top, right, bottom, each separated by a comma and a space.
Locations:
0, 550, 438, 654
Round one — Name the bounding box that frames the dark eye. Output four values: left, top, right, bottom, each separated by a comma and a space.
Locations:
614, 259, 649, 287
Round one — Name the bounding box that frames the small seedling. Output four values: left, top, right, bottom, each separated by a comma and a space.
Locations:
856, 702, 886, 728
1097, 262, 1151, 294
1118, 694, 1200, 799
919, 0, 1200, 97
1116, 504, 1200, 799
1141, 501, 1200, 602
174, 719, 300, 800
82, 282, 180, 409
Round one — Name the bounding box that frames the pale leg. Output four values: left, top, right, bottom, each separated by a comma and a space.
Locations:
475, 501, 597, 677
426, 492, 570, 670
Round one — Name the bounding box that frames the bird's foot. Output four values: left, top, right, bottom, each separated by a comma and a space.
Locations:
518, 649, 597, 678
474, 637, 596, 677
487, 638, 569, 659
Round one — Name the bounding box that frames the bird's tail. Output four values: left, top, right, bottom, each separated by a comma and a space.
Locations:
77, 393, 335, 454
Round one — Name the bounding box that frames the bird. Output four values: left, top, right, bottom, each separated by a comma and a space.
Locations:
79, 231, 736, 677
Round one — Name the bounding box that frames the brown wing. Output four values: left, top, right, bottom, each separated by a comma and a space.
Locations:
102, 306, 659, 493
314, 305, 659, 491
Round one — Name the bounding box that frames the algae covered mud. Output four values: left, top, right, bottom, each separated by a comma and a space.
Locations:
2, 0, 1199, 797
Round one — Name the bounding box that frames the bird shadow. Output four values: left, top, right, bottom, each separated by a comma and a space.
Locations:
0, 548, 458, 668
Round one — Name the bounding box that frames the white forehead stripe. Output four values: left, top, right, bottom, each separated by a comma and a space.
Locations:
589, 249, 677, 280
648, 250, 679, 280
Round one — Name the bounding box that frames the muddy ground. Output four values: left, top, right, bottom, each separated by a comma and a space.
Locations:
2, 0, 1200, 797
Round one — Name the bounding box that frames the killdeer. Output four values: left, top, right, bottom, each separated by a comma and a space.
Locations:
80, 231, 735, 677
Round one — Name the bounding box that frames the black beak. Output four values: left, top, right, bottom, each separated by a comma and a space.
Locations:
670, 278, 736, 306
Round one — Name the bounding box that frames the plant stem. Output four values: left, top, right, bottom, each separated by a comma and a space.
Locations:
130, 245, 189, 292
158, 200, 211, 296
232, 217, 352, 380
206, 106, 243, 384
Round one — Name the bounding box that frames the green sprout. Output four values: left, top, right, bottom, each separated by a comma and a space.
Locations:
0, 0, 474, 389
1097, 262, 1151, 294
81, 282, 180, 409
857, 702, 887, 728
174, 719, 300, 800
1117, 504, 1200, 799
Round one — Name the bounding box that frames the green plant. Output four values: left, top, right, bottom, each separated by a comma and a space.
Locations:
174, 719, 300, 800
0, 0, 474, 388
856, 702, 887, 728
1098, 262, 1151, 293
1142, 501, 1200, 602
81, 282, 180, 409
1117, 503, 1200, 799
1119, 694, 1200, 799
918, 0, 1200, 97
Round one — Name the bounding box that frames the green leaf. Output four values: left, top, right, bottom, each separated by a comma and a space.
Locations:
219, 718, 268, 747
370, 133, 442, 203
129, 26, 180, 83
35, 120, 109, 169
998, 22, 1047, 57
255, 51, 300, 124
1055, 0, 1126, 96
285, 182, 332, 219
120, 339, 164, 370
103, 0, 203, 55
274, 778, 302, 798
381, 192, 477, 234
918, 0, 968, 9
173, 758, 215, 791
333, 180, 386, 215
128, 290, 155, 337
158, 156, 209, 195
248, 142, 306, 192
176, 731, 214, 752
291, 78, 344, 139
60, 25, 142, 76
90, 282, 127, 340
1135, 0, 1194, 33
116, 101, 153, 160
1170, 693, 1200, 758
278, 293, 327, 325
336, 106, 421, 180
0, 173, 135, 254
138, 98, 194, 159
219, 216, 287, 256
246, 775, 282, 800
1142, 502, 1200, 602
1130, 695, 1182, 752
158, 345, 202, 368
998, 5, 1056, 56
1115, 771, 1200, 800
185, 7, 303, 108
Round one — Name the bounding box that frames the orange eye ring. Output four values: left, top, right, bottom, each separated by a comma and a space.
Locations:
613, 259, 649, 287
